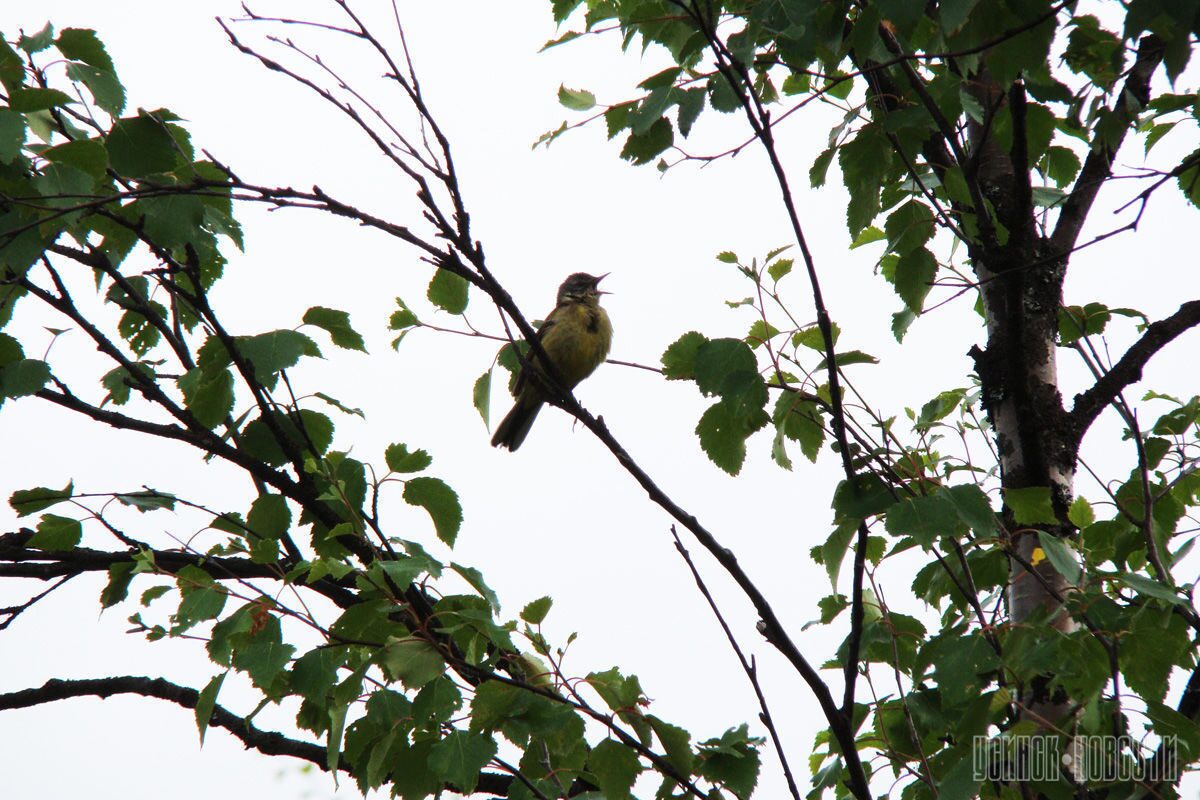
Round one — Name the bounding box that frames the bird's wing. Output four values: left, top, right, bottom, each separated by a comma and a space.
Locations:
513, 314, 557, 396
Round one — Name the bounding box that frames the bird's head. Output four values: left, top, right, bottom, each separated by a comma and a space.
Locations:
556, 272, 609, 304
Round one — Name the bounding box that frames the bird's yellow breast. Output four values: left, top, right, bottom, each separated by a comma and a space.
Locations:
540, 299, 612, 388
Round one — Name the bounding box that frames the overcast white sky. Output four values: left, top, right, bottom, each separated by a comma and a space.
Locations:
2, 2, 1198, 799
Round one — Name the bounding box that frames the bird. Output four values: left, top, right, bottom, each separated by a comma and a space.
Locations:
491, 272, 613, 451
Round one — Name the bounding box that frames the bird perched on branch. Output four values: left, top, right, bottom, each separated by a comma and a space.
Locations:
491, 272, 613, 451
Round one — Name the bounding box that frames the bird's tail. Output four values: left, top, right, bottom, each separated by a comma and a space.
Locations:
491, 395, 543, 451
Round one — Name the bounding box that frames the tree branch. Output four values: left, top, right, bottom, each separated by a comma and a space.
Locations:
0, 676, 513, 797
1069, 299, 1200, 443
1049, 34, 1165, 255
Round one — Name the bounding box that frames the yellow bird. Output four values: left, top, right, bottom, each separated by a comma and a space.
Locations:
491, 272, 613, 451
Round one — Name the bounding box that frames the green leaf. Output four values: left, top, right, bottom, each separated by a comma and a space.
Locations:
29, 513, 83, 550
1067, 496, 1094, 528
0, 358, 50, 398
56, 28, 114, 70
100, 561, 137, 609
1035, 532, 1081, 584
388, 296, 420, 335
427, 267, 469, 314
448, 563, 500, 609
247, 493, 291, 563
851, 226, 886, 249
65, 62, 125, 116
105, 113, 180, 177
10, 482, 74, 516
886, 494, 960, 549
472, 370, 491, 426
43, 139, 108, 181
194, 672, 226, 745
773, 392, 825, 462
302, 306, 366, 352
661, 331, 707, 379
792, 323, 840, 351
1122, 607, 1190, 700
239, 410, 334, 467
326, 701, 347, 773
557, 84, 596, 111
619, 116, 673, 165
1041, 145, 1081, 187
940, 484, 996, 534
885, 200, 935, 255
0, 108, 26, 164
839, 124, 892, 235
18, 23, 55, 53
832, 474, 894, 522
1116, 572, 1184, 605
403, 477, 462, 546
694, 338, 757, 397
588, 739, 640, 800
1006, 486, 1057, 525
116, 491, 176, 512
894, 247, 937, 313
649, 715, 694, 775
676, 87, 705, 137
7, 87, 73, 112
235, 329, 322, 390
379, 636, 445, 688
385, 443, 432, 473
174, 566, 227, 632
429, 731, 498, 793
697, 724, 762, 799
232, 638, 295, 691
521, 596, 553, 625
0, 39, 22, 92
697, 400, 767, 476
766, 257, 793, 283
177, 367, 233, 428
809, 146, 835, 188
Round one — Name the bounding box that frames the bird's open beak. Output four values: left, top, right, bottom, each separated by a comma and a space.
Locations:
593, 272, 611, 295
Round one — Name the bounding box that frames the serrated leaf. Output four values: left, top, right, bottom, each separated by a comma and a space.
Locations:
588, 739, 640, 800
106, 113, 179, 178
302, 306, 366, 352
557, 84, 596, 111
521, 596, 553, 624
116, 491, 176, 512
195, 672, 226, 745
29, 513, 82, 550
886, 494, 960, 549
1068, 496, 1095, 528
940, 484, 996, 534
619, 116, 673, 165
8, 87, 73, 112
661, 331, 707, 380
100, 561, 137, 609
403, 477, 462, 546
385, 443, 432, 473
235, 329, 323, 390
177, 367, 233, 428
1006, 486, 1057, 525
0, 358, 50, 398
10, 482, 74, 516
894, 247, 937, 313
429, 730, 498, 793
427, 268, 469, 314
379, 637, 445, 688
